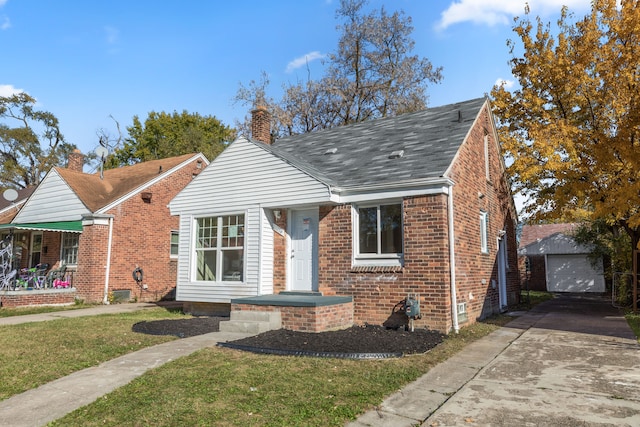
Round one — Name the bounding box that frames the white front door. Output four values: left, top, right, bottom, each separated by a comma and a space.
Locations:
290, 209, 318, 292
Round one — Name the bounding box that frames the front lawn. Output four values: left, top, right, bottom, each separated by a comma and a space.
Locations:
49, 318, 510, 427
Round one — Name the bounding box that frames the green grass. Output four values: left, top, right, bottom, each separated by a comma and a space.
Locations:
50, 319, 509, 427
0, 302, 93, 317
516, 290, 555, 309
625, 312, 640, 342
0, 308, 187, 399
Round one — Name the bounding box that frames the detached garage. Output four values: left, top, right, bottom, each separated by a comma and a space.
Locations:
519, 224, 605, 293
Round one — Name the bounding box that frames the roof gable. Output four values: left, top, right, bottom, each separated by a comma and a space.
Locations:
519, 223, 577, 249
266, 97, 487, 188
58, 153, 201, 212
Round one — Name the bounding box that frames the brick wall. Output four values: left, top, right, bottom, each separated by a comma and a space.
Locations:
74, 158, 202, 303
0, 289, 76, 308
272, 210, 287, 293
232, 302, 354, 332
318, 196, 453, 332
442, 104, 520, 322
519, 255, 547, 291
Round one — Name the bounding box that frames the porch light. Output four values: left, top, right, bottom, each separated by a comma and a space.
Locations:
273, 210, 282, 221
141, 192, 152, 203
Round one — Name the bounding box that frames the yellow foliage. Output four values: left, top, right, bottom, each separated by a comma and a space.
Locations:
492, 0, 640, 244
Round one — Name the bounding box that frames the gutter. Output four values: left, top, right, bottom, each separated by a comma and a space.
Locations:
447, 182, 460, 334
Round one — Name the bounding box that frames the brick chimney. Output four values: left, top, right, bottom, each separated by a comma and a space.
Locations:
251, 105, 271, 144
67, 149, 84, 172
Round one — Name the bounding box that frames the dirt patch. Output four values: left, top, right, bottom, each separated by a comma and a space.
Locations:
133, 317, 444, 356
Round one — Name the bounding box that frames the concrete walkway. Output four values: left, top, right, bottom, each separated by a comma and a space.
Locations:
0, 303, 253, 427
349, 294, 640, 427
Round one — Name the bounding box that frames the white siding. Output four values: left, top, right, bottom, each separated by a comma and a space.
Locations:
13, 170, 90, 223
259, 208, 274, 295
171, 138, 332, 303
169, 138, 331, 216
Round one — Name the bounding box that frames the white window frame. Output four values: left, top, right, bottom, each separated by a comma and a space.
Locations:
352, 202, 403, 267
170, 231, 179, 258
193, 214, 245, 283
61, 232, 79, 266
480, 211, 489, 254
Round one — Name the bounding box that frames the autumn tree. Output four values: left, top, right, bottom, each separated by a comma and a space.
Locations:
107, 110, 236, 167
0, 93, 76, 189
492, 0, 640, 251
235, 0, 442, 138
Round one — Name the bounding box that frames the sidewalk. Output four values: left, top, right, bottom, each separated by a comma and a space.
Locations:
0, 304, 253, 427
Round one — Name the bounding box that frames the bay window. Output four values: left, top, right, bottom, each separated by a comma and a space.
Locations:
195, 214, 244, 282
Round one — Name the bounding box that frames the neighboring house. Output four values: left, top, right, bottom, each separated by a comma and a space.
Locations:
169, 98, 520, 333
0, 187, 36, 224
0, 150, 208, 307
519, 224, 605, 293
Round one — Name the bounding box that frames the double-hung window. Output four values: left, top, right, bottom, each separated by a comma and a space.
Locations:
354, 203, 403, 266
195, 214, 244, 282
61, 233, 79, 265
170, 231, 179, 258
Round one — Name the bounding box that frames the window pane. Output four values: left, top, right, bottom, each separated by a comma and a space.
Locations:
170, 232, 179, 256
197, 217, 217, 248
196, 250, 216, 281
222, 215, 245, 248
380, 204, 402, 254
62, 233, 79, 265
358, 207, 378, 253
222, 249, 243, 281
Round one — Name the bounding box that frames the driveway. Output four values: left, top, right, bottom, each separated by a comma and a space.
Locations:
424, 294, 640, 426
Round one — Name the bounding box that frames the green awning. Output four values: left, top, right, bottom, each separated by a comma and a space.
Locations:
0, 221, 83, 233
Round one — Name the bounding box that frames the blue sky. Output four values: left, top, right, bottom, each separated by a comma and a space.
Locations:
1, 0, 592, 158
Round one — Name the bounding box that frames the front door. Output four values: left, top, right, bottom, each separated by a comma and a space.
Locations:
290, 209, 318, 292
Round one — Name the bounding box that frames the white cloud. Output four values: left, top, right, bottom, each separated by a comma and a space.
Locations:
0, 84, 24, 97
0, 16, 9, 30
286, 51, 325, 73
494, 78, 515, 90
436, 0, 592, 31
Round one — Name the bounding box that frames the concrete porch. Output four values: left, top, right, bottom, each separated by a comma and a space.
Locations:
220, 292, 354, 333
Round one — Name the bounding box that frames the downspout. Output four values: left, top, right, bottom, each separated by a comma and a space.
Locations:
102, 216, 114, 304
447, 183, 460, 333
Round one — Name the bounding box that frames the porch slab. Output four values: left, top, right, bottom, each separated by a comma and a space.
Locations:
230, 293, 354, 332
231, 293, 352, 307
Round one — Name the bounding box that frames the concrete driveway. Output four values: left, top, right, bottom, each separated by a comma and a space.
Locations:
424, 294, 640, 426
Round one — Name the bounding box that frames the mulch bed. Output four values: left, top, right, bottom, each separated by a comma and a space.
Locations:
132, 317, 444, 357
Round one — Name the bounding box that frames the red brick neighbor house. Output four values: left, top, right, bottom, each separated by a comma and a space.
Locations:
0, 152, 208, 307
169, 97, 520, 333
519, 223, 605, 293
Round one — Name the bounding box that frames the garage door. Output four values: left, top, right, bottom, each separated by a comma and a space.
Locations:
546, 254, 605, 293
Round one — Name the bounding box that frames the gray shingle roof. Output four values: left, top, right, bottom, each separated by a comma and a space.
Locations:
257, 97, 487, 189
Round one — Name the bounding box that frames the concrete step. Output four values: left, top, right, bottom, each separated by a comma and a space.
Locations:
219, 310, 281, 334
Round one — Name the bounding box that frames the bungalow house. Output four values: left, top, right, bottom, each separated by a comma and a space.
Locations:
169, 97, 520, 333
0, 151, 208, 307
519, 223, 605, 293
